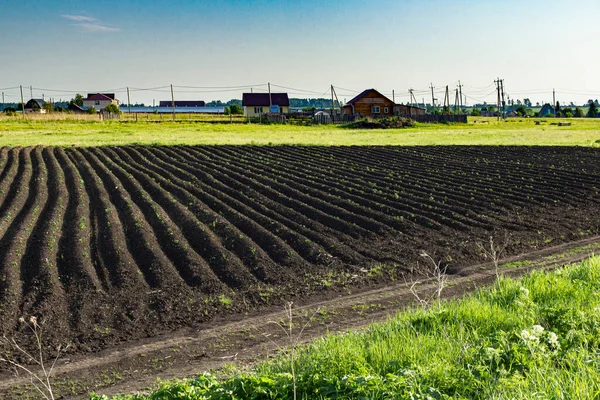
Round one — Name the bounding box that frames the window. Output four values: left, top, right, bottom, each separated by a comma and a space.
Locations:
384, 107, 389, 114
254, 107, 263, 114
372, 106, 380, 113
94, 101, 100, 106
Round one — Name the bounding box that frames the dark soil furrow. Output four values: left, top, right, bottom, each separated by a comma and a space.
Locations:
220, 146, 487, 231
19, 147, 70, 342
124, 146, 316, 273
0, 148, 41, 335
175, 146, 377, 238
129, 146, 369, 265
95, 147, 250, 290
188, 146, 393, 235
76, 148, 188, 291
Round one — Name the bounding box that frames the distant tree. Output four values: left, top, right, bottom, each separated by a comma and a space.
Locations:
229, 104, 243, 114
526, 108, 533, 116
555, 101, 561, 117
53, 105, 66, 112
516, 105, 527, 116
3, 106, 16, 114
42, 101, 53, 113
586, 101, 598, 118
488, 105, 495, 112
86, 106, 97, 114
470, 108, 481, 116
574, 107, 585, 118
523, 98, 532, 107
565, 112, 573, 118
104, 103, 121, 114
223, 106, 231, 115
516, 99, 522, 105
536, 102, 540, 107
70, 93, 84, 107
562, 107, 573, 116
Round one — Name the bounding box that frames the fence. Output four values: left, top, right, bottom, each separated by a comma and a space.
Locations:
412, 114, 468, 123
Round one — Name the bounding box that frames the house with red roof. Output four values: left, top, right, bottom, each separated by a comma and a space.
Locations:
82, 93, 120, 110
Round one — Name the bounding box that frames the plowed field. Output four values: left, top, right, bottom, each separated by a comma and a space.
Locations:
0, 145, 599, 355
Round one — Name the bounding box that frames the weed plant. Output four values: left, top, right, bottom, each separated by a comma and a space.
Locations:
90, 256, 600, 399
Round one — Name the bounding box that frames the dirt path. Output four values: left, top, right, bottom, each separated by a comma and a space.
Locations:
2, 235, 600, 399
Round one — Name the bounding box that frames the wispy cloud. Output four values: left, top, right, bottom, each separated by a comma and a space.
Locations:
62, 14, 95, 22
61, 14, 120, 32
74, 23, 120, 33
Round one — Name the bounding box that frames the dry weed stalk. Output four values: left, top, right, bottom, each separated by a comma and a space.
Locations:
405, 251, 449, 310
262, 302, 320, 400
476, 233, 510, 280
0, 316, 70, 400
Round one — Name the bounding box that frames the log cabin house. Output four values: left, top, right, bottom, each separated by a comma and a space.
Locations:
342, 88, 426, 119
343, 89, 394, 118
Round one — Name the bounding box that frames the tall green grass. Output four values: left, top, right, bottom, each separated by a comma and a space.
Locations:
91, 256, 600, 399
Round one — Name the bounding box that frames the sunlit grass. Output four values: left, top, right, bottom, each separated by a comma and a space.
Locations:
0, 116, 599, 147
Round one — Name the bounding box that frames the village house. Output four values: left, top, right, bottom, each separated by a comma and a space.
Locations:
24, 99, 47, 113
242, 93, 289, 117
538, 103, 555, 117
82, 93, 120, 110
343, 89, 394, 118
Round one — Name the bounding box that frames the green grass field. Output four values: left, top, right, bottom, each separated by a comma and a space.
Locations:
0, 116, 599, 147
91, 256, 600, 399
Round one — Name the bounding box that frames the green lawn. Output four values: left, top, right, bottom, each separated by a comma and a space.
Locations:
1, 116, 599, 147
91, 256, 600, 399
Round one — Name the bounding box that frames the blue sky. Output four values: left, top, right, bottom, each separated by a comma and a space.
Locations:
1, 0, 599, 105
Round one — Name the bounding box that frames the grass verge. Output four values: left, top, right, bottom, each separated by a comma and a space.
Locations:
90, 255, 600, 399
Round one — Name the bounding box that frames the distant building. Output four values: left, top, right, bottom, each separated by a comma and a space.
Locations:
24, 99, 46, 114
158, 100, 205, 107
343, 89, 394, 118
242, 93, 289, 117
83, 93, 120, 110
68, 103, 87, 114
539, 103, 555, 117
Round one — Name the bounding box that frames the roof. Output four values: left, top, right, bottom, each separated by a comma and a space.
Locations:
242, 93, 289, 107
346, 89, 394, 105
158, 100, 205, 107
84, 93, 116, 101
24, 99, 44, 109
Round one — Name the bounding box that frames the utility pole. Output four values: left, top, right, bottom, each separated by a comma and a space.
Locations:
458, 80, 463, 109
170, 84, 176, 121
500, 79, 506, 119
392, 89, 395, 104
552, 88, 556, 117
409, 88, 417, 106
29, 85, 33, 100
20, 85, 25, 116
454, 88, 459, 114
127, 87, 131, 114
330, 85, 333, 116
1, 92, 4, 111
443, 85, 450, 114
494, 78, 501, 120
430, 83, 435, 111
268, 82, 272, 109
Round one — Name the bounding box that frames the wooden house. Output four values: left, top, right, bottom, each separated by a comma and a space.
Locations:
343, 89, 394, 118
242, 93, 289, 117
